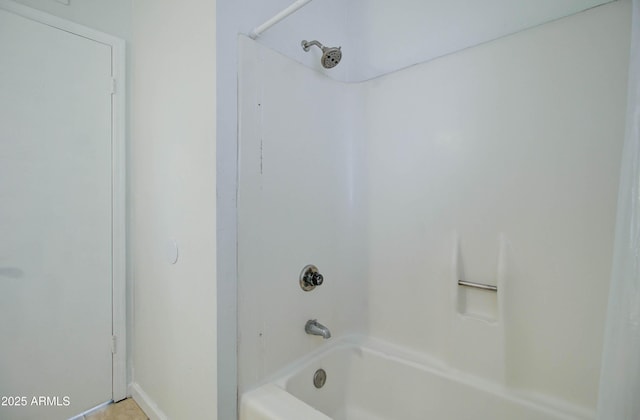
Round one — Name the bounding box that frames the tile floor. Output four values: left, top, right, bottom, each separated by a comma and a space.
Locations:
83, 398, 148, 420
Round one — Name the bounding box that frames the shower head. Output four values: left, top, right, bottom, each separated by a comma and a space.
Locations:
301, 40, 342, 69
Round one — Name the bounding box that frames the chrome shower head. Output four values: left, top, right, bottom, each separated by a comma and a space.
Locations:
301, 40, 342, 69
321, 47, 342, 69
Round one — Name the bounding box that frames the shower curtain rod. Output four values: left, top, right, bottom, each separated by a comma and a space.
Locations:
249, 0, 313, 39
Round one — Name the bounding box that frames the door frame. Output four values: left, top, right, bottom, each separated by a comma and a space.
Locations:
0, 0, 127, 402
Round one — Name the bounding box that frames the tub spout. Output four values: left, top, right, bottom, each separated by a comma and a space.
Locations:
305, 319, 331, 339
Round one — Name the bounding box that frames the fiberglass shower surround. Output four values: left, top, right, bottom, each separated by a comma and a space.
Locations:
235, 1, 639, 419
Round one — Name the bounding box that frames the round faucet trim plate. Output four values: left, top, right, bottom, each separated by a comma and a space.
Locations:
300, 264, 323, 291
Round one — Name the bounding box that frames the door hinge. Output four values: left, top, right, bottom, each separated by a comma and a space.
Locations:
111, 335, 117, 354
110, 78, 117, 95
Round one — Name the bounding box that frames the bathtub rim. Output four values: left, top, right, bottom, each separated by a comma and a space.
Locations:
248, 334, 594, 420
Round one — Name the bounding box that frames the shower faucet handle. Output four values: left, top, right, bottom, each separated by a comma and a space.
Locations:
308, 272, 323, 286
300, 264, 323, 291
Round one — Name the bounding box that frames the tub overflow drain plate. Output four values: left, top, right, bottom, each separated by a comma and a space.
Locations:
313, 368, 327, 388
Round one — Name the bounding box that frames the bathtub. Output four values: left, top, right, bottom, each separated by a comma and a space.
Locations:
240, 337, 592, 420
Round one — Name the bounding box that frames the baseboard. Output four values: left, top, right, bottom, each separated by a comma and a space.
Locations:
129, 382, 170, 420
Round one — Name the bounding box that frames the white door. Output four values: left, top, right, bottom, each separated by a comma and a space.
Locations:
0, 7, 115, 420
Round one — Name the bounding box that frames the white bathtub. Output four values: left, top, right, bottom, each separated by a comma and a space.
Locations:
240, 337, 592, 420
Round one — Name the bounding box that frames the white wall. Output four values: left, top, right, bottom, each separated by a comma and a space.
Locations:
131, 0, 217, 419
237, 36, 367, 394
10, 0, 131, 40
364, 0, 630, 412
12, 2, 219, 417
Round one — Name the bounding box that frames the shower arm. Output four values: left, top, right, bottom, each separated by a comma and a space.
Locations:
249, 0, 313, 40
301, 40, 324, 52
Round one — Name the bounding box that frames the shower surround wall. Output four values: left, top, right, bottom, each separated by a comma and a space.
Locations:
364, 1, 629, 411
238, 36, 367, 392
238, 1, 630, 416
